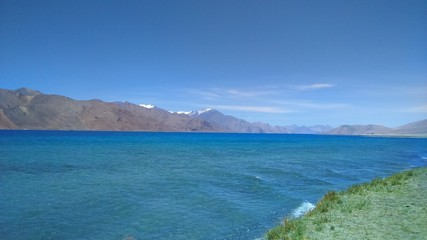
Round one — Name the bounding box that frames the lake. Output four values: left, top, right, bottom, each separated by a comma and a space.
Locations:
1, 131, 426, 239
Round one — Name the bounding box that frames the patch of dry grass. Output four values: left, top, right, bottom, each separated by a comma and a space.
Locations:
266, 167, 427, 240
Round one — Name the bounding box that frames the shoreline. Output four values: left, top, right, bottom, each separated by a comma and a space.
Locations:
1, 129, 426, 138
266, 167, 427, 239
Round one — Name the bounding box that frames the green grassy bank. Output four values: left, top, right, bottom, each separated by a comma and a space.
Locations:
266, 167, 427, 240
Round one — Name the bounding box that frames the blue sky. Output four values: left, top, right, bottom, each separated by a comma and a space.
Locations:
1, 0, 426, 127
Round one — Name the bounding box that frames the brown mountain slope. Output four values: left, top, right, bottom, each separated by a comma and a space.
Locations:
192, 109, 291, 133
0, 109, 16, 129
325, 120, 427, 136
325, 124, 393, 135
0, 88, 220, 132
1, 87, 426, 134
392, 119, 427, 135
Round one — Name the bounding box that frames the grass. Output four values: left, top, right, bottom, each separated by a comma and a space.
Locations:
267, 218, 308, 240
266, 167, 427, 240
308, 191, 342, 215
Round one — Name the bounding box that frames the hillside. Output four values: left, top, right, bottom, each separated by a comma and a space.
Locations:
392, 119, 427, 135
267, 167, 427, 240
325, 121, 427, 136
177, 109, 330, 134
191, 109, 290, 133
0, 88, 220, 132
325, 124, 393, 135
0, 87, 425, 135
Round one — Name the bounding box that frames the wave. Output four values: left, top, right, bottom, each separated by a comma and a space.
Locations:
291, 201, 315, 218
408, 153, 427, 168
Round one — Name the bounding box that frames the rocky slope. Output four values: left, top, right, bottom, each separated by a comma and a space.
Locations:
325, 121, 427, 136
176, 109, 331, 133
1, 87, 425, 135
0, 88, 220, 132
391, 119, 427, 135
190, 108, 290, 133
325, 124, 393, 135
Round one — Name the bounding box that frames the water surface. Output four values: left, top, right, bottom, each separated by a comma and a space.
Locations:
1, 131, 426, 239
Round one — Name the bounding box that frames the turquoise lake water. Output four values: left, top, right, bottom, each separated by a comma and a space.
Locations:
1, 131, 426, 239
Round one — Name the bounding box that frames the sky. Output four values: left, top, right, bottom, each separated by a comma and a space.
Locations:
1, 0, 426, 127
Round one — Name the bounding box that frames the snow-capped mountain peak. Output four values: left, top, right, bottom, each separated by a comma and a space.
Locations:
196, 108, 213, 115
139, 104, 155, 109
176, 111, 192, 115
170, 108, 214, 116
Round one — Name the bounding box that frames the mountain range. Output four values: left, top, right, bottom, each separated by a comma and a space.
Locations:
0, 88, 426, 136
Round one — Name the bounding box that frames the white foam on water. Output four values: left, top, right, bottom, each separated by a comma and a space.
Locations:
291, 201, 315, 218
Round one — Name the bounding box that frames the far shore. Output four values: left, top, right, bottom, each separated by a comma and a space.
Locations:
1, 129, 427, 138
357, 133, 427, 138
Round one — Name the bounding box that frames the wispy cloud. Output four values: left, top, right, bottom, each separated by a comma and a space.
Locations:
293, 102, 349, 110
186, 89, 222, 100
184, 87, 280, 100
225, 88, 278, 98
212, 105, 293, 113
295, 83, 335, 91
185, 83, 336, 101
274, 100, 349, 110
181, 85, 348, 114
402, 105, 427, 113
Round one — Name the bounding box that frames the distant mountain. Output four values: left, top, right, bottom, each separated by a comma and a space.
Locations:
325, 125, 393, 135
285, 124, 333, 134
190, 108, 290, 133
325, 120, 427, 136
0, 88, 221, 132
1, 87, 426, 135
174, 108, 333, 134
307, 125, 334, 133
391, 119, 427, 135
